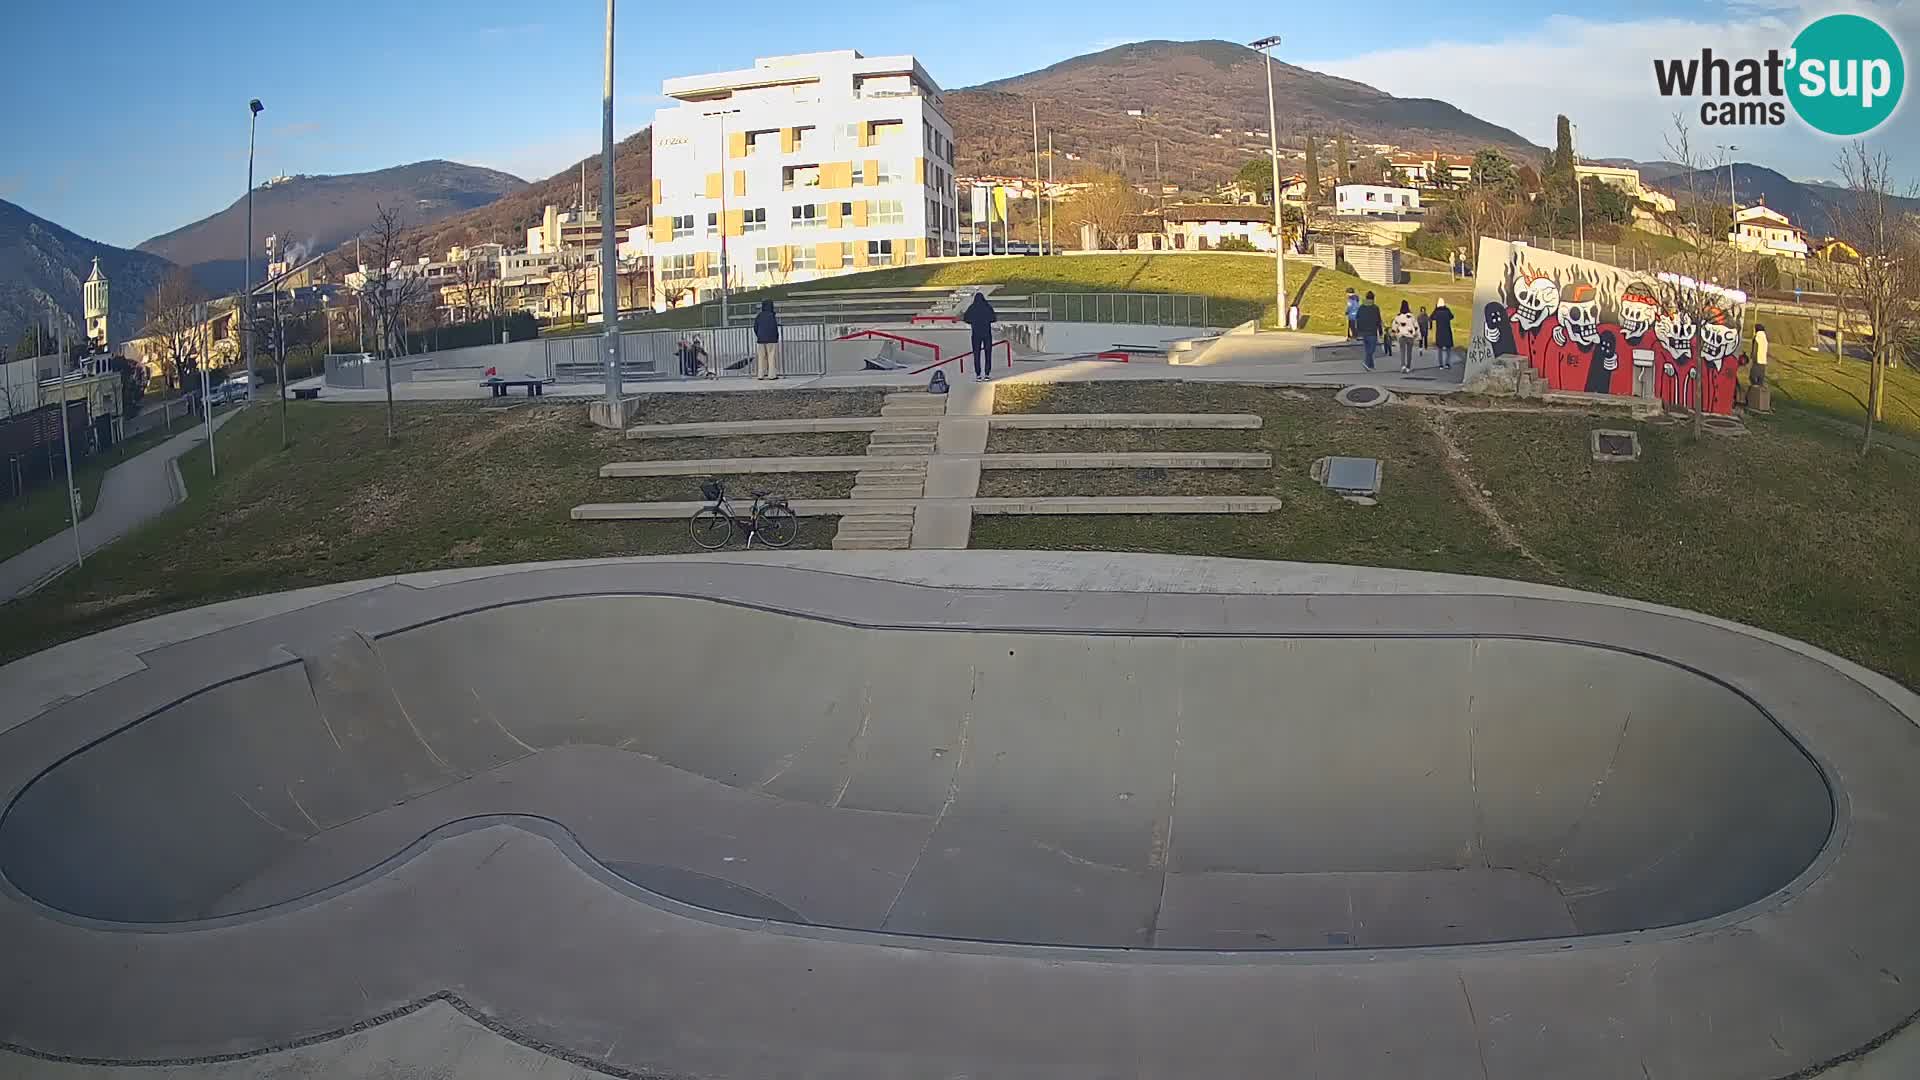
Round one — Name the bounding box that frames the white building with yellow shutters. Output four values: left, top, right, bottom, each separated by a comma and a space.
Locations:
639, 50, 960, 305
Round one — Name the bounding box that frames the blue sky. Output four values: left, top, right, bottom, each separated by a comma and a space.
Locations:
8, 0, 1914, 248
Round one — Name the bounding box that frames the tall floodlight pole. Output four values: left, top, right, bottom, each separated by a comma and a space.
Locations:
599, 0, 621, 412
704, 108, 741, 325
1251, 35, 1288, 329
1571, 122, 1585, 259
244, 99, 262, 402
48, 302, 81, 568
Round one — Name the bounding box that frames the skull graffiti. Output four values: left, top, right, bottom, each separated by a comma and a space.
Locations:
1513, 274, 1559, 330
1557, 284, 1600, 346
1619, 288, 1659, 340
1699, 323, 1739, 369
1656, 310, 1695, 362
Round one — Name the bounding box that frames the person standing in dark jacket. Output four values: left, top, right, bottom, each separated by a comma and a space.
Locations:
1354, 291, 1384, 371
963, 292, 997, 381
1431, 298, 1457, 369
753, 300, 781, 380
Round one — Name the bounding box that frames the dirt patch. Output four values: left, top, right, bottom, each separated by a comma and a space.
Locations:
1414, 409, 1562, 580
67, 590, 155, 617
347, 483, 408, 538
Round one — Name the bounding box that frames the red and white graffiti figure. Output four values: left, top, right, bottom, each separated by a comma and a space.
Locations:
1697, 308, 1745, 415
1509, 274, 1560, 379
1654, 309, 1696, 409
1544, 282, 1600, 391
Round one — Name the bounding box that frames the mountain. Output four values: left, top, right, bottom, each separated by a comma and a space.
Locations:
1649, 162, 1920, 238
946, 40, 1540, 186
360, 130, 655, 266
137, 160, 526, 293
0, 199, 174, 355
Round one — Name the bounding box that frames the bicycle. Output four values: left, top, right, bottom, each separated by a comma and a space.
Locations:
689, 477, 799, 549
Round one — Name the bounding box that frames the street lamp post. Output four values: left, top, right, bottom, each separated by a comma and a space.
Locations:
244, 99, 262, 403
1718, 143, 1740, 293
47, 302, 81, 569
703, 108, 742, 327
1250, 35, 1288, 329
599, 0, 622, 414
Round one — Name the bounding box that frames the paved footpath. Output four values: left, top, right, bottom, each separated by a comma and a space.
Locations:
0, 410, 236, 602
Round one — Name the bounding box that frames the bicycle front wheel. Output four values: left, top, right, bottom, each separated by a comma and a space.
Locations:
756, 504, 800, 548
690, 508, 735, 550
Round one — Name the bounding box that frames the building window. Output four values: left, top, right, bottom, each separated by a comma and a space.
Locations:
660, 253, 698, 281
745, 129, 777, 155
851, 163, 865, 186
876, 160, 897, 184
791, 246, 816, 272
867, 239, 894, 265
840, 201, 856, 218
753, 247, 780, 275
706, 212, 718, 237
871, 120, 904, 142
742, 207, 767, 233
793, 125, 816, 153
792, 203, 824, 229
783, 164, 821, 190
671, 214, 694, 239
839, 121, 862, 145
870, 200, 904, 226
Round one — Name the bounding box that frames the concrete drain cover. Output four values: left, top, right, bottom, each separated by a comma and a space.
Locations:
1703, 415, 1749, 436
1312, 456, 1383, 503
1335, 385, 1392, 408
1590, 429, 1641, 462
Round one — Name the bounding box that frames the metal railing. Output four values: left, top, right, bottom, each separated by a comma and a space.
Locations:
1030, 292, 1211, 327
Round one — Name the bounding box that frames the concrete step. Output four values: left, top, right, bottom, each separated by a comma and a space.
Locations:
865, 444, 935, 457
867, 424, 938, 438
838, 511, 916, 526
854, 467, 928, 480
832, 534, 913, 550
881, 404, 948, 417
850, 486, 923, 500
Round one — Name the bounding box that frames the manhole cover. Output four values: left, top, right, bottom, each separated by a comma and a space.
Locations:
1315, 456, 1382, 496
1336, 385, 1390, 408
1590, 429, 1640, 462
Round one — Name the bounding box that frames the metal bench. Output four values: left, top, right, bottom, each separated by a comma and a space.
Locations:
484, 375, 552, 398
291, 386, 321, 400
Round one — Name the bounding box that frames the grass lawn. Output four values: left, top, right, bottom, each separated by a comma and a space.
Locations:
1751, 311, 1920, 443
0, 401, 851, 664
636, 254, 1451, 337
0, 423, 177, 564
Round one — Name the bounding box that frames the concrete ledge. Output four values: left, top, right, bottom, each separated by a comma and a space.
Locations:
626, 417, 920, 439
574, 499, 890, 519
601, 452, 1271, 478
987, 412, 1262, 430
979, 452, 1271, 470
971, 496, 1281, 514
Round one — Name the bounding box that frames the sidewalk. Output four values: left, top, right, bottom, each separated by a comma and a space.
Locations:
0, 410, 237, 602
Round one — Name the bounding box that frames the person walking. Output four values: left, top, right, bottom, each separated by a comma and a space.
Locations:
1432, 298, 1456, 369
1751, 322, 1769, 387
1354, 291, 1384, 371
1417, 305, 1432, 355
1391, 300, 1418, 374
753, 300, 781, 380
1345, 288, 1361, 340
963, 291, 998, 381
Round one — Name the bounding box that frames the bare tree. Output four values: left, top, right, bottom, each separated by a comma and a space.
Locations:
1061, 172, 1144, 249
1656, 116, 1759, 439
140, 268, 205, 394
358, 204, 428, 443
1830, 142, 1920, 454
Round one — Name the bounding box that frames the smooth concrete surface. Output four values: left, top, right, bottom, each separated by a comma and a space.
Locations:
572, 495, 1284, 519
600, 451, 1271, 477
0, 410, 237, 602
0, 554, 1916, 1080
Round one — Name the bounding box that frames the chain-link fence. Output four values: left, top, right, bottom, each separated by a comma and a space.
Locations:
1030, 293, 1212, 327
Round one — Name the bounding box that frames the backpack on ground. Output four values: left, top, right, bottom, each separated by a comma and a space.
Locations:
927, 369, 949, 394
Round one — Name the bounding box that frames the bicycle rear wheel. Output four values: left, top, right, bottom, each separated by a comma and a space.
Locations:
689, 507, 734, 550
756, 504, 800, 548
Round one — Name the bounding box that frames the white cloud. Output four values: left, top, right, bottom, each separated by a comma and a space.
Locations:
1301, 4, 1918, 182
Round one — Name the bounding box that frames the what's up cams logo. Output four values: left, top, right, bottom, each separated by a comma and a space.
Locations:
1653, 13, 1905, 135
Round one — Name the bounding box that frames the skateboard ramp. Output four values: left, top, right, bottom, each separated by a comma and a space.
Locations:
0, 595, 1831, 948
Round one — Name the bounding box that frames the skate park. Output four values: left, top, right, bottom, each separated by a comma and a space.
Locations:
2, 552, 1919, 1079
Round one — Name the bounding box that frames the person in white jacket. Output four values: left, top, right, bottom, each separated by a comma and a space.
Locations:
1391, 300, 1419, 373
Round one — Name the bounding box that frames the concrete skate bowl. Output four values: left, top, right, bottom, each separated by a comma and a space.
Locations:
0, 595, 1833, 950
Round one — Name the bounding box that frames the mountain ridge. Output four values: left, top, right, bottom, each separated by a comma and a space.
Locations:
0, 198, 174, 355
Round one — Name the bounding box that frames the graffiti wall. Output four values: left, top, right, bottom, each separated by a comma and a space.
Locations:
1463, 238, 1749, 414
